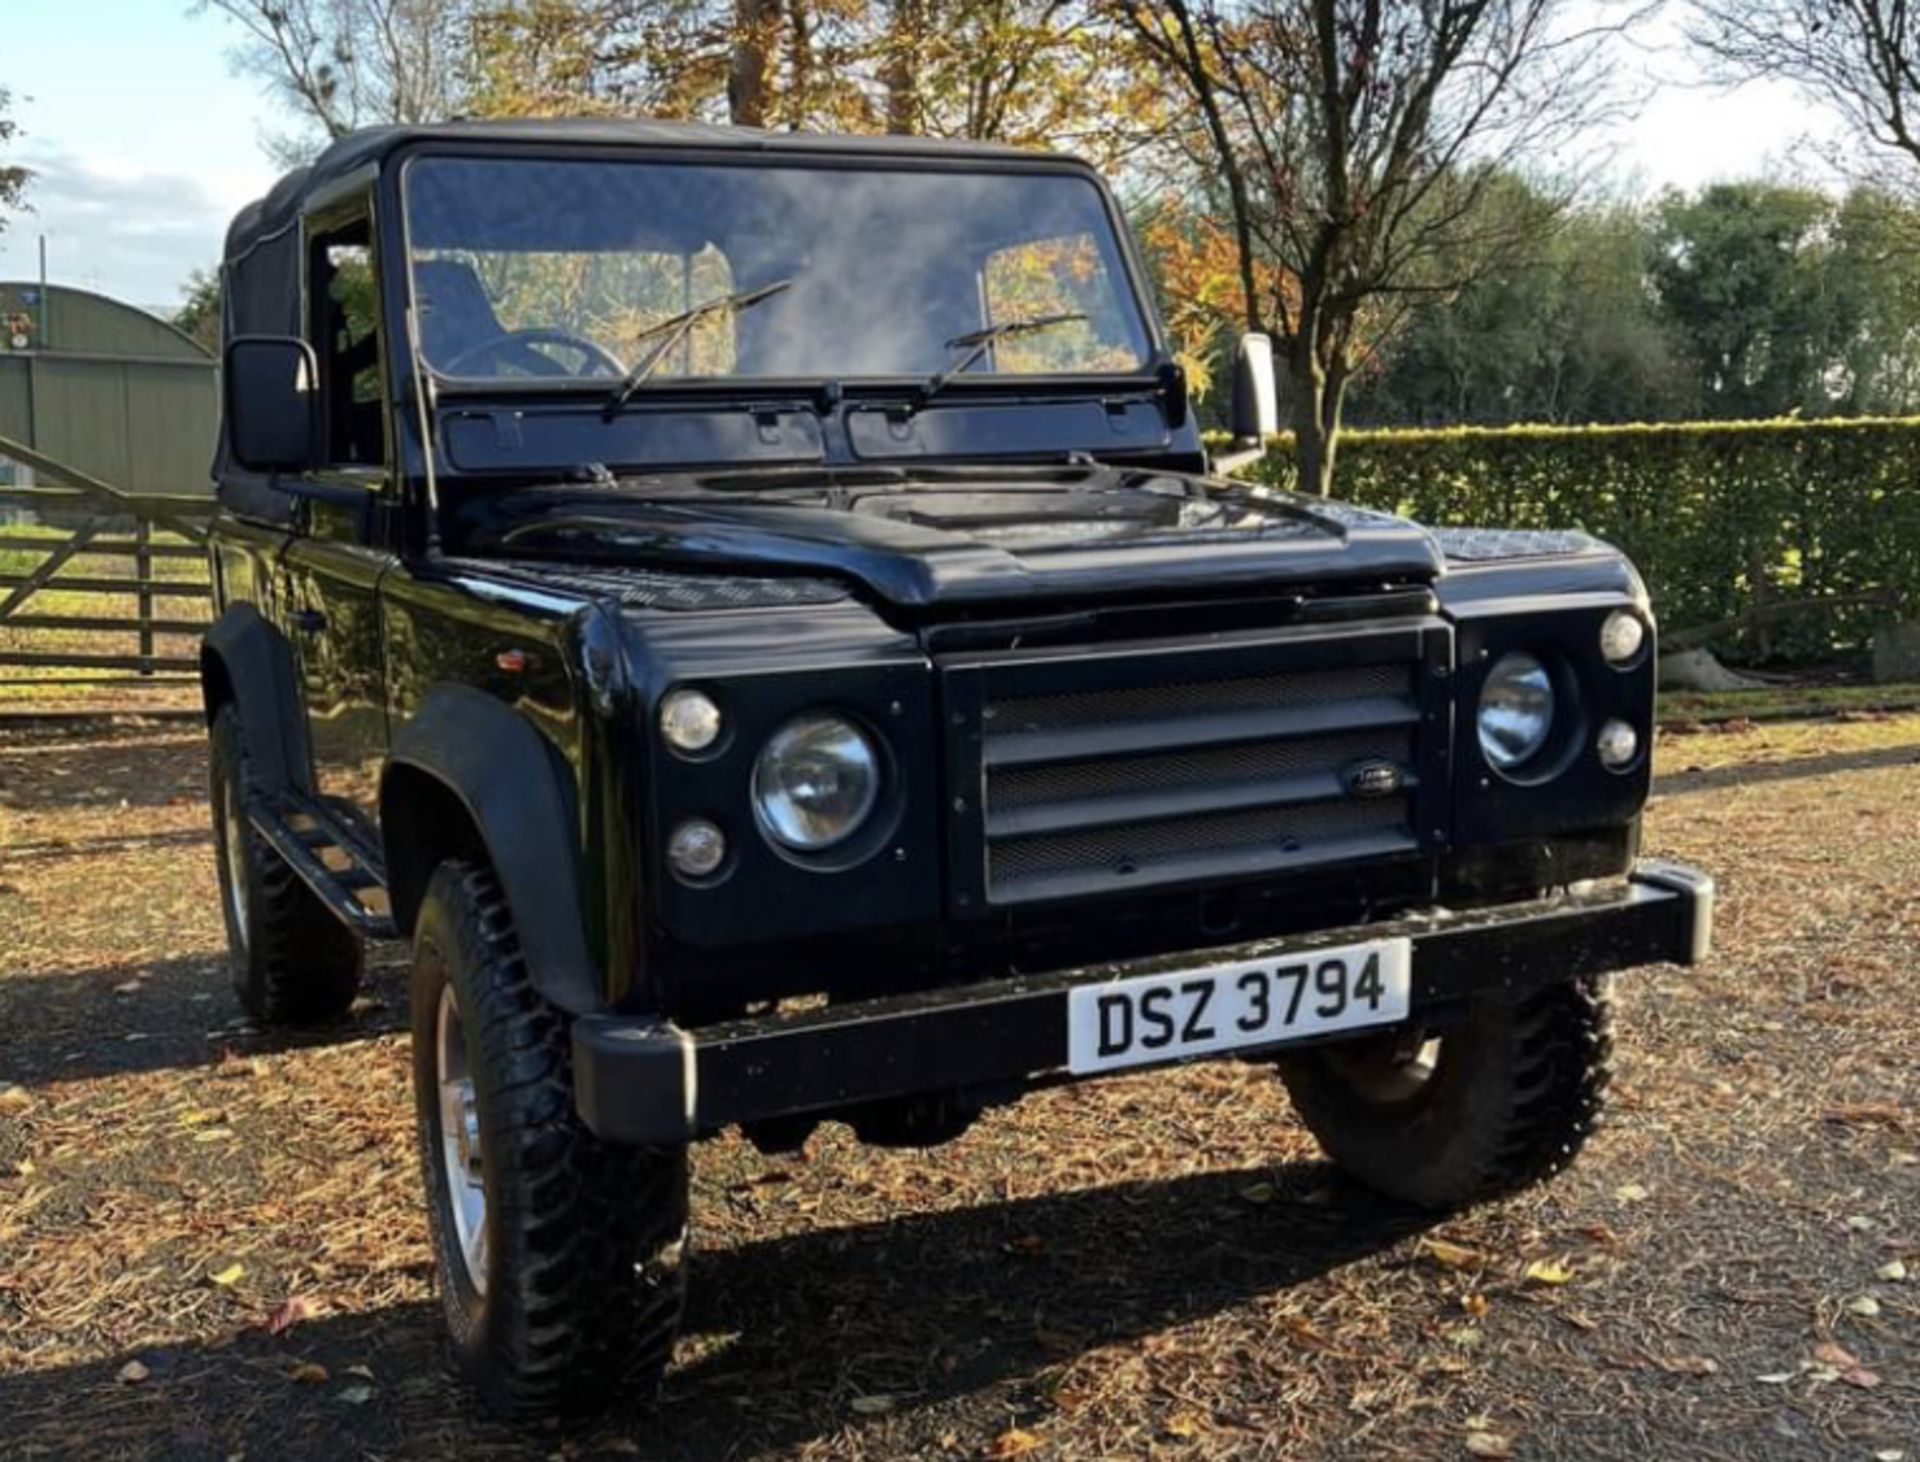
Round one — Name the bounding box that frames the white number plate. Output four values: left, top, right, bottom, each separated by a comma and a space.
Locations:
1066, 937, 1412, 1075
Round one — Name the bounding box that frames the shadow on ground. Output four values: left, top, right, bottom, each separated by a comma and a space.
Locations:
1655, 740, 1920, 797
0, 1161, 1426, 1460
0, 950, 409, 1087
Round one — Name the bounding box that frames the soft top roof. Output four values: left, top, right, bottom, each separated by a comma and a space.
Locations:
224, 118, 1048, 265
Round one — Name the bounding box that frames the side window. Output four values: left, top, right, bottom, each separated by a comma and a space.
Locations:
310, 223, 384, 466
981, 233, 1142, 374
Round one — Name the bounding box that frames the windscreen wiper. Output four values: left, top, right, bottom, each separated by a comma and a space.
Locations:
601, 278, 794, 421
914, 311, 1087, 408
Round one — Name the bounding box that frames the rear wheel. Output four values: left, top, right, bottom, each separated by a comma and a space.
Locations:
1278, 975, 1615, 1210
411, 859, 687, 1418
208, 704, 362, 1026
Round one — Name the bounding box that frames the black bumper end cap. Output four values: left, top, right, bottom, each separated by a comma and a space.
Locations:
571, 1018, 696, 1147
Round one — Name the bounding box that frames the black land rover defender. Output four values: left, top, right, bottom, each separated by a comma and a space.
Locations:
202, 119, 1712, 1417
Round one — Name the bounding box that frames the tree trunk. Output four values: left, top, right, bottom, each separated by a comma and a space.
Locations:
1286, 336, 1347, 498
729, 0, 776, 127
885, 0, 925, 135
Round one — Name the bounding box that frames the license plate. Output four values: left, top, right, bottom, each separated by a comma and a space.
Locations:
1065, 937, 1412, 1075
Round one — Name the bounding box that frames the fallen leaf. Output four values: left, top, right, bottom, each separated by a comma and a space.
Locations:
1874, 1450, 1905, 1461
116, 1360, 150, 1385
179, 1109, 225, 1126
1825, 1103, 1909, 1130
343, 1365, 374, 1381
1444, 1324, 1484, 1350
984, 1428, 1044, 1458
337, 1383, 375, 1406
112, 979, 145, 994
0, 1084, 31, 1114
1238, 1181, 1274, 1205
265, 1296, 319, 1336
849, 1394, 894, 1415
1754, 1372, 1797, 1385
1421, 1238, 1483, 1271
1164, 1411, 1204, 1438
209, 1263, 245, 1288
1660, 1355, 1719, 1376
1461, 1292, 1489, 1319
1843, 1367, 1883, 1390
1614, 1182, 1650, 1203
1846, 1215, 1877, 1233
1814, 1341, 1859, 1370
1876, 1260, 1908, 1282
12, 1158, 34, 1178
192, 1128, 235, 1144
1524, 1259, 1575, 1287
1848, 1295, 1883, 1318
288, 1362, 328, 1384
1465, 1432, 1513, 1458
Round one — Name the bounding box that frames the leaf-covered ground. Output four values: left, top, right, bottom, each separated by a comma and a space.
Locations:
0, 715, 1915, 1460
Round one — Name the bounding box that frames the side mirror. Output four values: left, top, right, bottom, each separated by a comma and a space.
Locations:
225, 336, 320, 474
1230, 332, 1278, 444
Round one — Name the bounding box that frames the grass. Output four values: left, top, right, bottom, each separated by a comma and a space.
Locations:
1660, 681, 1920, 726
0, 525, 209, 709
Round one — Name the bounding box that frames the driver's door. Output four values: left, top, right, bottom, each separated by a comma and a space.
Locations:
282, 207, 396, 845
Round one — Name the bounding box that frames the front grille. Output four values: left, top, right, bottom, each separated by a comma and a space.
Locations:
951, 628, 1436, 907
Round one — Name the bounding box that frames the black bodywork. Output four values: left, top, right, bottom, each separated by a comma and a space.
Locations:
202, 120, 1710, 1147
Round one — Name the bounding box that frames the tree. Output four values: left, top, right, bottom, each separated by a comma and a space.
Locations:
1352, 188, 1692, 426
1690, 2, 1920, 188
1650, 183, 1854, 420
1112, 0, 1639, 495
0, 86, 31, 234
197, 0, 478, 162
175, 268, 224, 354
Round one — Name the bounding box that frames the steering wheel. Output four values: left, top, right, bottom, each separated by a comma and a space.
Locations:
442, 329, 627, 379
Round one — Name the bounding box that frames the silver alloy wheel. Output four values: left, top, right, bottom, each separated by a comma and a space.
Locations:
220, 783, 250, 947
436, 984, 488, 1296
1325, 1032, 1444, 1107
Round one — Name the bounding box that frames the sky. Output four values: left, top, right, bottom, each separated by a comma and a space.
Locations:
0, 0, 1851, 312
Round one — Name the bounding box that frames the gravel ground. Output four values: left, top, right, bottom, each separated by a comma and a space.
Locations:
0, 714, 1915, 1461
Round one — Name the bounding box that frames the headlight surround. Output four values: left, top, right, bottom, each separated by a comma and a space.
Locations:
752, 712, 882, 851
1477, 652, 1557, 772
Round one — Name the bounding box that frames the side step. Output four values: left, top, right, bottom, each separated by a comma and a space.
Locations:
248, 791, 398, 940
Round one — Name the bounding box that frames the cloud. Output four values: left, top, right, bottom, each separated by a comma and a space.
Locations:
0, 146, 272, 310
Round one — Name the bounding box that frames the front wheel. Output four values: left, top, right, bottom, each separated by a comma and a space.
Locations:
410, 859, 687, 1418
1278, 975, 1615, 1211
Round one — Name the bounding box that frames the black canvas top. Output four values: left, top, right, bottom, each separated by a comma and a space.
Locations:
224, 118, 1045, 266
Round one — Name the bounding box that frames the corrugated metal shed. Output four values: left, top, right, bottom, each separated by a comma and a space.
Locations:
0, 282, 217, 496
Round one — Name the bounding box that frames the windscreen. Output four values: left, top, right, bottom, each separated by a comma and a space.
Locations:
402, 155, 1153, 383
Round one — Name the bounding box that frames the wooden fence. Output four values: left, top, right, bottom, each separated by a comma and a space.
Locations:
0, 431, 213, 689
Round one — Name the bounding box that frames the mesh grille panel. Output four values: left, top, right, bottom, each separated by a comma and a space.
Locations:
966, 641, 1429, 904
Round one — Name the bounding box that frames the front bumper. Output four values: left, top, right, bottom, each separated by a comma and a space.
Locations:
574, 859, 1713, 1145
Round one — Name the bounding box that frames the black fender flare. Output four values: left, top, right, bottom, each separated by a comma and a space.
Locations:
381, 686, 600, 1013
199, 602, 312, 794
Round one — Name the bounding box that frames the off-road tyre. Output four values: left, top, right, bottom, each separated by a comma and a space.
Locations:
411, 859, 688, 1419
1278, 974, 1615, 1211
208, 703, 363, 1025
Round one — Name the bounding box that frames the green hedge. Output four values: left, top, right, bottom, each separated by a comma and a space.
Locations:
1232, 417, 1920, 658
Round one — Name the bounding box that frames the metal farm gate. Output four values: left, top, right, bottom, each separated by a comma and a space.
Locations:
0, 282, 218, 702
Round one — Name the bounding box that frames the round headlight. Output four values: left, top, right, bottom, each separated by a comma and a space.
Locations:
1478, 652, 1556, 772
659, 688, 722, 754
752, 713, 881, 851
1600, 610, 1647, 667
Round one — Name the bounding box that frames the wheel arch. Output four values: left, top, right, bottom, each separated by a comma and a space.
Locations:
382, 686, 601, 1014
200, 603, 313, 794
